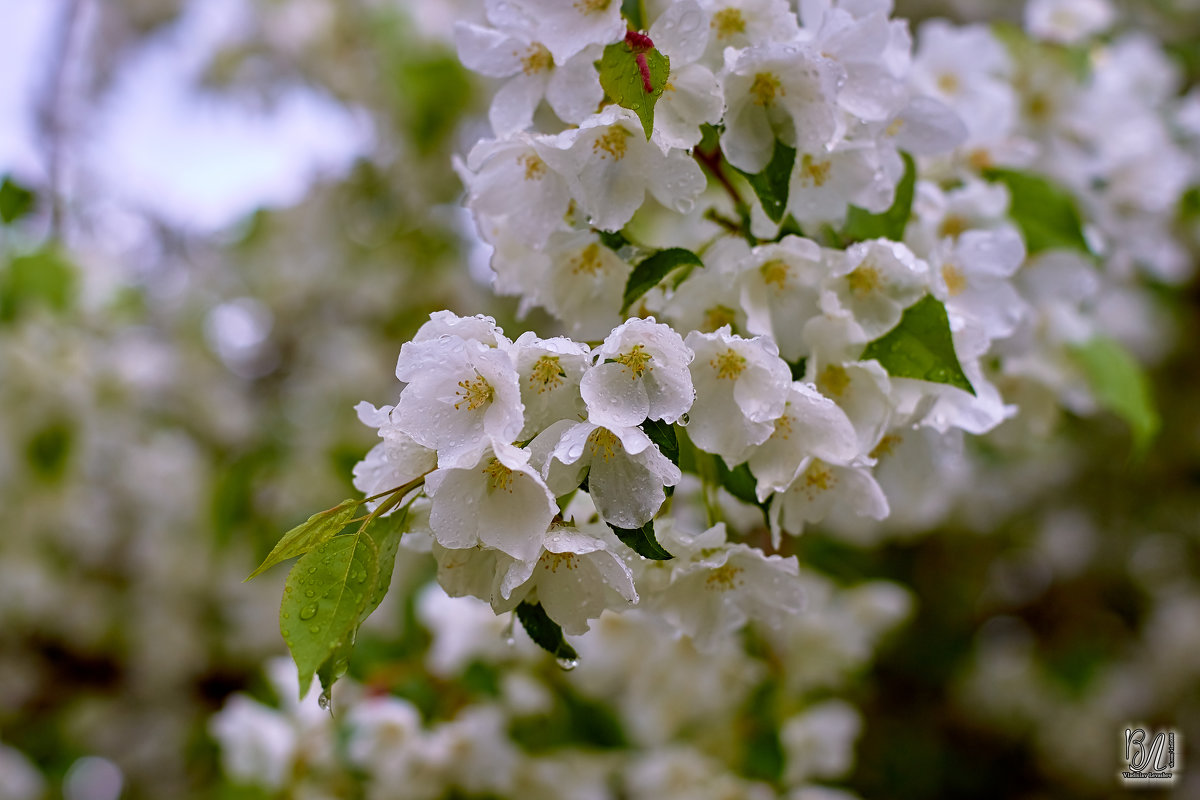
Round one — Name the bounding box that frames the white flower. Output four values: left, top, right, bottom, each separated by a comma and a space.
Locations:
780, 700, 862, 784
1024, 0, 1115, 45
416, 584, 527, 676
787, 140, 905, 225
660, 237, 751, 334
425, 441, 557, 562
581, 317, 695, 429
806, 358, 893, 456
455, 23, 602, 134
697, 0, 802, 66
512, 332, 590, 439
506, 525, 638, 634
486, 228, 633, 341
546, 420, 682, 528
459, 134, 573, 249
719, 42, 843, 174
208, 696, 297, 790
352, 401, 438, 501
651, 522, 805, 650
344, 696, 426, 775
393, 329, 525, 468
878, 94, 969, 157
911, 20, 1016, 144
746, 382, 861, 499
929, 226, 1028, 343
739, 235, 826, 362
799, 1, 908, 122
647, 2, 724, 150
683, 327, 792, 463
543, 107, 707, 232
411, 310, 511, 349
821, 239, 929, 340
770, 457, 889, 540
500, 0, 625, 65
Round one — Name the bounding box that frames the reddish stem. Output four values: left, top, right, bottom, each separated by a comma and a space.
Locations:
635, 52, 653, 93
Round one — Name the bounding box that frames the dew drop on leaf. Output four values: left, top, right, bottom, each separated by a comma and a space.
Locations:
556, 656, 580, 671
299, 603, 319, 620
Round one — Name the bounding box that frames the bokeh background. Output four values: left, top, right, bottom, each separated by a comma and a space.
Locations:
1, 1, 1198, 799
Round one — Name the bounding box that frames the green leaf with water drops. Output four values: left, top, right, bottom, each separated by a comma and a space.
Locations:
596, 38, 670, 139
621, 247, 702, 314
730, 138, 795, 224
861, 295, 976, 396
607, 519, 674, 560
639, 418, 679, 466
280, 531, 379, 699
983, 167, 1091, 256
247, 499, 359, 580
1069, 336, 1160, 454
358, 505, 411, 624
842, 151, 916, 243
515, 601, 578, 663
315, 633, 355, 709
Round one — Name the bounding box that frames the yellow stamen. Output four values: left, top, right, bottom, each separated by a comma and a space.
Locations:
870, 434, 902, 460
701, 304, 738, 332
711, 8, 746, 39
937, 73, 960, 94
750, 72, 783, 107
711, 348, 746, 380
803, 460, 835, 493
774, 413, 793, 440
529, 355, 566, 393
885, 118, 904, 137
614, 343, 653, 378
574, 0, 611, 14
706, 564, 744, 590
818, 364, 851, 398
520, 43, 553, 74
797, 154, 831, 187
939, 214, 968, 239
587, 427, 620, 462
942, 264, 967, 296
454, 372, 494, 411
846, 263, 880, 295
592, 127, 630, 160
519, 153, 547, 181
570, 242, 605, 275
481, 457, 514, 493
542, 552, 579, 572
760, 259, 789, 290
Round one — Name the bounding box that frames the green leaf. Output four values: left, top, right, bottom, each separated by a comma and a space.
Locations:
0, 249, 76, 322
597, 39, 670, 139
983, 167, 1090, 255
715, 460, 759, 507
787, 357, 807, 382
0, 176, 35, 224
281, 532, 379, 699
247, 500, 359, 580
315, 635, 355, 705
596, 229, 630, 252
1069, 337, 1160, 453
620, 0, 645, 30
608, 519, 674, 560
358, 507, 410, 623
730, 139, 795, 224
862, 295, 975, 395
515, 601, 578, 661
26, 420, 74, 482
621, 247, 702, 313
842, 152, 916, 242
639, 418, 679, 465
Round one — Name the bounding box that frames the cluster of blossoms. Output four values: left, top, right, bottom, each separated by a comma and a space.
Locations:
335, 0, 1196, 658
213, 576, 909, 799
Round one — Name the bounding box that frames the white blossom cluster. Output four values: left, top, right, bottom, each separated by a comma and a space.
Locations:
212, 576, 910, 800
351, 0, 1198, 648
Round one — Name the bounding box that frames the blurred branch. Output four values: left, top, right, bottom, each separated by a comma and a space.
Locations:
36, 0, 85, 239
